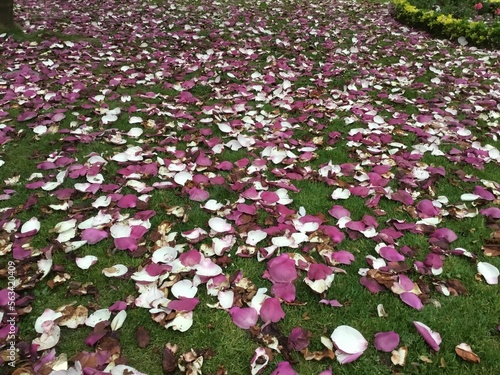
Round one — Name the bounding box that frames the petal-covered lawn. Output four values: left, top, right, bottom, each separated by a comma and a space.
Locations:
1, 0, 500, 373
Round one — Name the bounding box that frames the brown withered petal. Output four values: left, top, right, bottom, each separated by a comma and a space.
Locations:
136, 326, 151, 348
162, 343, 178, 373
455, 343, 480, 363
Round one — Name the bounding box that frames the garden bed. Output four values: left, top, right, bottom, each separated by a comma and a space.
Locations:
392, 0, 500, 48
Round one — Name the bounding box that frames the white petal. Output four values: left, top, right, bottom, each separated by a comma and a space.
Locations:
110, 223, 132, 238
35, 309, 63, 333
21, 217, 41, 234
111, 310, 127, 331
174, 171, 193, 186
152, 246, 178, 264
171, 280, 198, 299
85, 309, 111, 327
246, 230, 267, 246
129, 116, 143, 124
477, 262, 499, 285
165, 311, 193, 332
33, 325, 60, 351
102, 264, 128, 277
208, 217, 232, 233
331, 188, 351, 200
75, 255, 98, 270
331, 325, 368, 354
53, 219, 77, 233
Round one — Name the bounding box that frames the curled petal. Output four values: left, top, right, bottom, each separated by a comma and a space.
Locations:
413, 321, 441, 351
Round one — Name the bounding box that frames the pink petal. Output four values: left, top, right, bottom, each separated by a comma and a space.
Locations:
81, 228, 108, 244
413, 321, 442, 351
229, 307, 258, 329
328, 205, 351, 219
431, 228, 458, 243
260, 298, 285, 323
188, 187, 210, 202
416, 199, 440, 218
335, 350, 364, 365
266, 254, 297, 284
360, 277, 386, 293
114, 237, 138, 251
271, 283, 296, 302
480, 207, 500, 219
374, 331, 400, 352
331, 250, 355, 265
288, 327, 311, 351
117, 194, 138, 208
321, 225, 345, 243
308, 263, 333, 280
400, 292, 424, 310
179, 249, 202, 266
194, 258, 222, 277
261, 191, 280, 204
319, 299, 343, 307
391, 190, 414, 205
168, 298, 199, 312
473, 186, 495, 201
270, 362, 298, 375
379, 246, 405, 262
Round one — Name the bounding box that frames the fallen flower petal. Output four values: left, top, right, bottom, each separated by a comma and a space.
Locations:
331, 325, 368, 355
270, 361, 298, 375
477, 262, 499, 284
374, 331, 400, 352
229, 307, 258, 329
455, 342, 480, 363
413, 321, 442, 351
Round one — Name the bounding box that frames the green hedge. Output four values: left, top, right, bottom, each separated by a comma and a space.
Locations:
392, 0, 500, 48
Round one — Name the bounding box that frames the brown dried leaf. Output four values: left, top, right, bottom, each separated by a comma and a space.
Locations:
482, 243, 500, 257
445, 279, 468, 295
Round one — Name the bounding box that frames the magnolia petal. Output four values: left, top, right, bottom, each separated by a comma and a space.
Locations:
374, 331, 400, 352
21, 217, 41, 234
75, 255, 98, 270
246, 229, 268, 246
260, 298, 285, 323
81, 228, 108, 244
208, 217, 233, 233
391, 346, 408, 366
171, 280, 198, 299
165, 311, 193, 332
250, 347, 271, 375
335, 350, 364, 364
35, 309, 63, 333
111, 310, 127, 331
331, 325, 368, 355
270, 362, 298, 375
85, 309, 111, 328
102, 264, 128, 277
455, 342, 480, 363
229, 307, 258, 329
413, 321, 441, 351
33, 325, 61, 351
477, 262, 499, 284
400, 292, 424, 310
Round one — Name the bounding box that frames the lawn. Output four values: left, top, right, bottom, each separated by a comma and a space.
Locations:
1, 0, 500, 374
